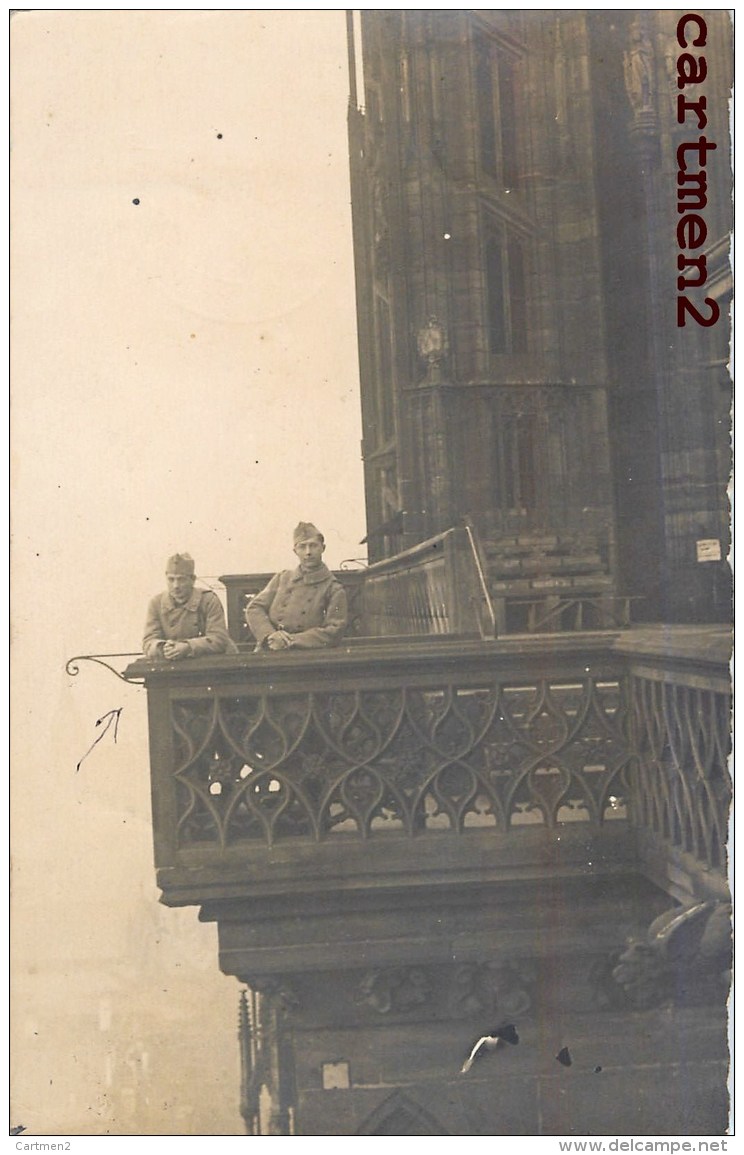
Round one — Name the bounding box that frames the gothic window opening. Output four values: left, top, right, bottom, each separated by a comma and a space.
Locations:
485, 228, 528, 354
498, 414, 538, 514
378, 464, 403, 554
474, 31, 522, 188
507, 238, 527, 351
357, 1090, 448, 1136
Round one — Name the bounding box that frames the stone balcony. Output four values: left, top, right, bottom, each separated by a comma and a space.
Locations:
108, 516, 732, 1133
124, 623, 730, 925
122, 623, 730, 1135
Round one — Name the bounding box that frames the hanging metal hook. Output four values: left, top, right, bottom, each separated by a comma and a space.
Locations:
64, 653, 145, 684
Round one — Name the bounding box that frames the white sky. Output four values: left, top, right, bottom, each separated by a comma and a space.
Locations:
11, 9, 365, 1135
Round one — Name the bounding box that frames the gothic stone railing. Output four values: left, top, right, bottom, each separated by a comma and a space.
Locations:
125, 627, 729, 907
618, 627, 731, 902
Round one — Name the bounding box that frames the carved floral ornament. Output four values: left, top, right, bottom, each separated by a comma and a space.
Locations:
358, 968, 431, 1014
448, 961, 533, 1019
357, 962, 533, 1018
236, 962, 533, 1023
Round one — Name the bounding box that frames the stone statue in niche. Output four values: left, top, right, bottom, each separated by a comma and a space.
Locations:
416, 315, 447, 382
623, 19, 655, 116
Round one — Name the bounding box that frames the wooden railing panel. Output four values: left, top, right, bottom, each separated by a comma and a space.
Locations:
359, 526, 496, 638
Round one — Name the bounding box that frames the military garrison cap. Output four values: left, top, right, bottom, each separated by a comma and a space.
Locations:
293, 522, 324, 545
166, 553, 196, 575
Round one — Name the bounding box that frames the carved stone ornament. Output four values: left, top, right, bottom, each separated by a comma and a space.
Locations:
623, 17, 655, 116
606, 901, 732, 1010
245, 978, 300, 1017
448, 961, 533, 1019
358, 967, 431, 1014
416, 316, 447, 381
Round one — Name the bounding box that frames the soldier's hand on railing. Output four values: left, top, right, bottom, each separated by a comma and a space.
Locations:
267, 630, 293, 651
164, 640, 192, 661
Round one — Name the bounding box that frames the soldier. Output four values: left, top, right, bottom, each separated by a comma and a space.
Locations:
143, 553, 238, 660
246, 522, 348, 650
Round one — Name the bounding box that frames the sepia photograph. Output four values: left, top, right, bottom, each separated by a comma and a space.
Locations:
10, 8, 733, 1140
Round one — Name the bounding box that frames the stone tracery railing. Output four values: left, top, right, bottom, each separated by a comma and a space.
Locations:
629, 675, 730, 873
127, 626, 730, 904
169, 674, 629, 848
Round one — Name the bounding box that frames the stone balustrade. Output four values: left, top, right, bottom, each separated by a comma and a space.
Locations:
125, 625, 729, 908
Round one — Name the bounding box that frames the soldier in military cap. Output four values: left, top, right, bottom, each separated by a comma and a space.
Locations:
245, 523, 348, 650
143, 553, 238, 660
